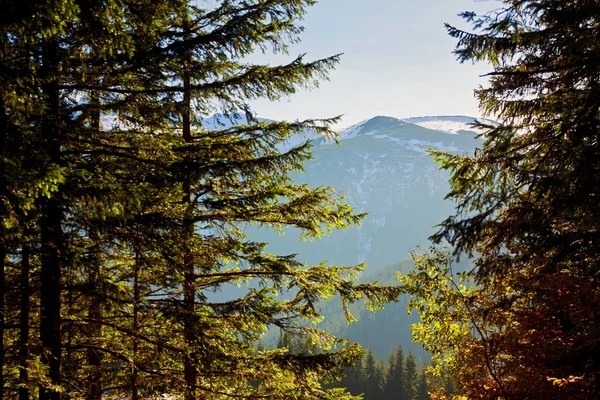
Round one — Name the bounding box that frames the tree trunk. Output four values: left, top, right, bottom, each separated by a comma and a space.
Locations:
131, 252, 140, 400
19, 243, 31, 400
0, 92, 7, 400
182, 16, 197, 400
0, 233, 5, 400
86, 241, 102, 400
86, 91, 103, 400
39, 39, 63, 400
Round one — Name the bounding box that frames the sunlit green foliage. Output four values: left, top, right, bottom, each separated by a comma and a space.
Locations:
0, 1, 402, 399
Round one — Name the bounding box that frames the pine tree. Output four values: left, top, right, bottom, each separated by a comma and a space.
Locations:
1, 1, 402, 399
384, 345, 406, 400
415, 366, 429, 400
404, 0, 600, 398
404, 352, 418, 400
363, 349, 385, 399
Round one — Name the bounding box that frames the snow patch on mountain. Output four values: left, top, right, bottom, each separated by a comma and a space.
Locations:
339, 119, 369, 139
402, 115, 493, 134
338, 116, 407, 139
199, 113, 326, 150
99, 112, 255, 132
338, 115, 497, 141
369, 134, 459, 154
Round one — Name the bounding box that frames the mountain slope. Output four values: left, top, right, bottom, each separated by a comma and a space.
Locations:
201, 114, 484, 358
251, 115, 483, 270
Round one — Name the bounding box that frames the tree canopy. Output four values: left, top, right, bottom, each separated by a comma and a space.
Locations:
0, 1, 401, 399
402, 1, 600, 399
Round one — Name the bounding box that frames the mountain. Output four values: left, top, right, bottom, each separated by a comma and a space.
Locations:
200, 113, 484, 358
199, 112, 324, 150
339, 115, 494, 138
309, 115, 483, 358
250, 115, 483, 271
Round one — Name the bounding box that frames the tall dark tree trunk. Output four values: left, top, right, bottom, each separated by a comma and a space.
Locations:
0, 233, 5, 400
39, 40, 63, 400
19, 243, 31, 400
39, 154, 63, 400
86, 241, 102, 400
131, 252, 140, 400
86, 91, 103, 400
182, 17, 197, 400
0, 92, 8, 400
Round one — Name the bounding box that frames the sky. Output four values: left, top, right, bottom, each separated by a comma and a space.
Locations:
248, 0, 499, 128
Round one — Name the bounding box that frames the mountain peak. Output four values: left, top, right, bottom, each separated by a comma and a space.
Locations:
339, 115, 407, 138
199, 112, 252, 130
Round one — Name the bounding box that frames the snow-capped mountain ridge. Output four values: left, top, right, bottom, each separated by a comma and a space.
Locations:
339, 116, 408, 139
338, 115, 495, 139
194, 113, 493, 155
198, 114, 496, 143
199, 112, 258, 130
402, 115, 496, 135
198, 113, 323, 149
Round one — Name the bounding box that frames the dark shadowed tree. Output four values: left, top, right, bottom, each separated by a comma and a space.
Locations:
402, 1, 600, 398
384, 345, 406, 400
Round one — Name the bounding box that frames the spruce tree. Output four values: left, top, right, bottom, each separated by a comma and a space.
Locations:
415, 366, 430, 400
363, 349, 385, 400
404, 352, 418, 400
1, 1, 402, 399
404, 0, 600, 398
384, 345, 406, 400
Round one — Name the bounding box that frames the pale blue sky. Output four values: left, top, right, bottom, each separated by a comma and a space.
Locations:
250, 0, 498, 128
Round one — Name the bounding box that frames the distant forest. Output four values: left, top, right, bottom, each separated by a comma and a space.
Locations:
275, 331, 431, 400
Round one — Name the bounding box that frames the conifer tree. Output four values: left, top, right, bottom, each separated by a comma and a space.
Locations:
415, 366, 430, 400
384, 345, 406, 400
363, 349, 385, 399
404, 352, 418, 400
403, 1, 600, 398
1, 1, 402, 399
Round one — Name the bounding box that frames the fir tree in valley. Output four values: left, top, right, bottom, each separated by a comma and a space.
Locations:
403, 351, 418, 400
363, 349, 385, 400
384, 344, 405, 399
415, 366, 429, 400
